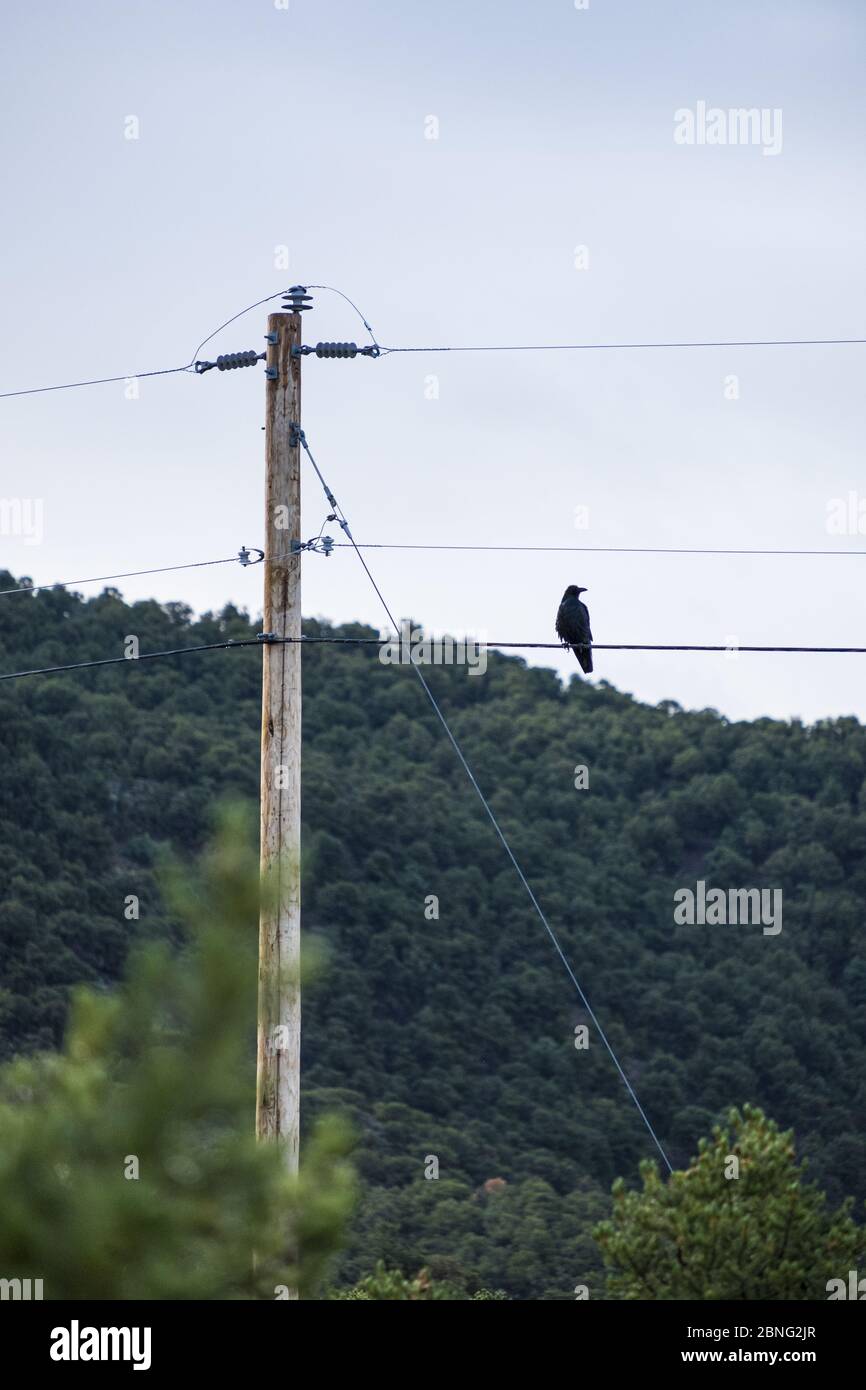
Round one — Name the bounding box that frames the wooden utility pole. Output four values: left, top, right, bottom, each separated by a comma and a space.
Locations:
256, 305, 303, 1173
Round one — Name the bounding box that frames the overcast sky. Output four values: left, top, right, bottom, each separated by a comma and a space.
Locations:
2, 0, 864, 723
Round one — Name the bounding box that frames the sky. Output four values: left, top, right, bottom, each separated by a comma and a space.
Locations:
1, 0, 864, 723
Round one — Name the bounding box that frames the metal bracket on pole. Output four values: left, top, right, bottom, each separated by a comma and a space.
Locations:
291, 536, 334, 557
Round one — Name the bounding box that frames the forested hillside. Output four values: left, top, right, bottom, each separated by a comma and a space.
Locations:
1, 573, 865, 1298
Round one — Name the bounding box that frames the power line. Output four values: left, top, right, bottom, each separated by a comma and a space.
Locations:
305, 284, 381, 350
0, 549, 263, 598
0, 286, 296, 401
9, 636, 862, 683
379, 336, 866, 356
0, 283, 384, 401
279, 637, 866, 655
0, 363, 191, 401
296, 425, 674, 1175
333, 542, 866, 557
4, 290, 864, 399
189, 289, 289, 362
0, 637, 265, 684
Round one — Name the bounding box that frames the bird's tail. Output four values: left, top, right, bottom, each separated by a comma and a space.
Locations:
573, 645, 593, 674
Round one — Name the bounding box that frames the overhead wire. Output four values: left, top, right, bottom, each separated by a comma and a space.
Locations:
4, 635, 863, 680
332, 542, 866, 557
305, 284, 381, 350
378, 335, 866, 356
189, 289, 290, 362
0, 551, 261, 598
0, 364, 191, 401
296, 425, 675, 1174
278, 638, 866, 655
2, 286, 863, 399
0, 637, 265, 684
0, 286, 295, 400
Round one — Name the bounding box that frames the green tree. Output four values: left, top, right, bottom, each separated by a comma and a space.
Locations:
594, 1106, 862, 1300
0, 808, 354, 1299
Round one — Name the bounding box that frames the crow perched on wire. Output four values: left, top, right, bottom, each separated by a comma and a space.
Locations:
555, 585, 593, 674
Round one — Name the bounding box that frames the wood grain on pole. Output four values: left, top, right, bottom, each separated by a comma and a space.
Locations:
256, 310, 302, 1172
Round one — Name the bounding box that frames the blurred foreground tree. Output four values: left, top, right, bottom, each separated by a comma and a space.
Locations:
594, 1105, 862, 1300
0, 807, 354, 1299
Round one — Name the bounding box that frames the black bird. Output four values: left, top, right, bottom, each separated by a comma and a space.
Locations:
555, 585, 593, 674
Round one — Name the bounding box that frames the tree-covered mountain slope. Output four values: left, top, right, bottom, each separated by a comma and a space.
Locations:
1, 572, 864, 1297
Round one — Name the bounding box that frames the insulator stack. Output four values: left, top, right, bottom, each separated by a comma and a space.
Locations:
217, 350, 260, 371
314, 342, 358, 359
282, 285, 313, 313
